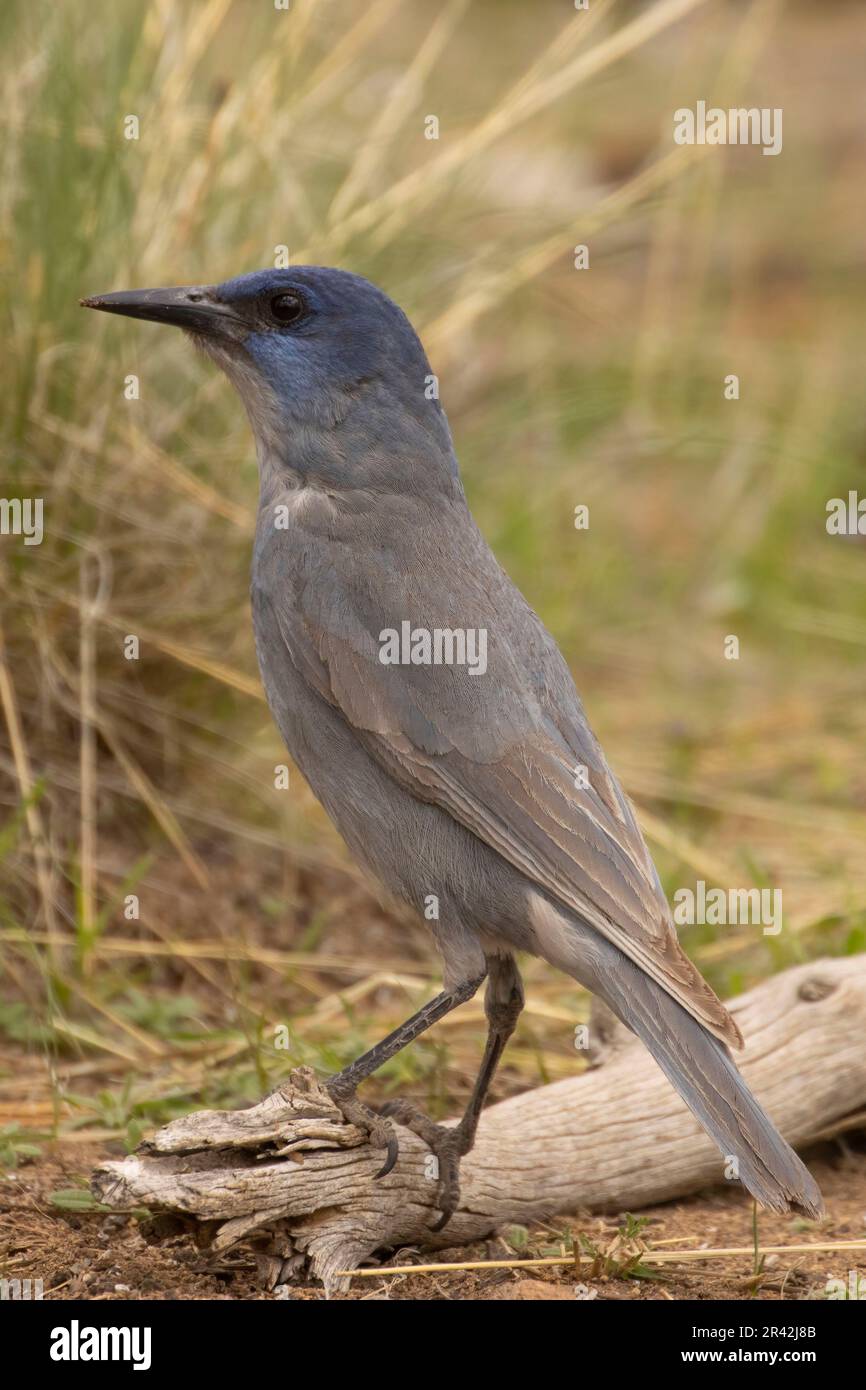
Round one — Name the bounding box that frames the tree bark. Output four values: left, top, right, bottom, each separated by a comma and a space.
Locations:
92, 955, 866, 1293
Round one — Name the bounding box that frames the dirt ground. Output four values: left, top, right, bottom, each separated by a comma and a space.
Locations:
2, 1140, 864, 1302
5, 854, 861, 1303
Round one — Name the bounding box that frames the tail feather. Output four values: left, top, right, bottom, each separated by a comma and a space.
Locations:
533, 899, 824, 1217
596, 952, 824, 1217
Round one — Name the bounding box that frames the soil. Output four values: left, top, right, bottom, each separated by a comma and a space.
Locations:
2, 1141, 864, 1301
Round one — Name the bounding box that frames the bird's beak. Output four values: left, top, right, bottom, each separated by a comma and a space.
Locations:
80, 284, 241, 336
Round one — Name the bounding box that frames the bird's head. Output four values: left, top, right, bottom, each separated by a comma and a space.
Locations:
81, 266, 456, 493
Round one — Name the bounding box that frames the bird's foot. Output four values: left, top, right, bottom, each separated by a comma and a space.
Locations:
379, 1097, 472, 1231
325, 1079, 399, 1179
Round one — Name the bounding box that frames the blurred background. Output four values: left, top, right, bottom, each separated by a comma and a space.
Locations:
1, 0, 864, 1164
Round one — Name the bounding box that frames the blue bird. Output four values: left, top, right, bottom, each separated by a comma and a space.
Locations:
82, 267, 823, 1229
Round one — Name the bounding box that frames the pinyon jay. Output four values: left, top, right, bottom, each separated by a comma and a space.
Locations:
82, 267, 823, 1230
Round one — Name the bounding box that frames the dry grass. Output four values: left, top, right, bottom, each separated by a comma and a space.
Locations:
0, 0, 864, 1188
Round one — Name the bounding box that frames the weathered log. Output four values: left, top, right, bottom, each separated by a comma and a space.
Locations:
93, 955, 866, 1292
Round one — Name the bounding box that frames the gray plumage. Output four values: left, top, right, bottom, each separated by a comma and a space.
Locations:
82, 266, 823, 1222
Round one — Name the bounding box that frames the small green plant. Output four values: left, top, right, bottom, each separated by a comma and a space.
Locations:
49, 1187, 107, 1213
572, 1215, 661, 1282
0, 1123, 42, 1169
505, 1224, 530, 1252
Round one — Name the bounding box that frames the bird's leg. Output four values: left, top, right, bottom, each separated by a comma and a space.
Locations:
381, 955, 524, 1229
325, 971, 486, 1178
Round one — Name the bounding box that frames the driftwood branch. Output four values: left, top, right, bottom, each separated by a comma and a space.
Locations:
93, 956, 866, 1292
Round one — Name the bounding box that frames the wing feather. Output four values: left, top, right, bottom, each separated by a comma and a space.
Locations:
271, 540, 742, 1049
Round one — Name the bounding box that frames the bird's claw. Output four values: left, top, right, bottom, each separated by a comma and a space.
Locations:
379, 1097, 470, 1231
374, 1134, 400, 1179
325, 1081, 399, 1179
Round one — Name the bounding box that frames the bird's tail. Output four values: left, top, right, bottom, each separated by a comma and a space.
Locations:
540, 913, 824, 1216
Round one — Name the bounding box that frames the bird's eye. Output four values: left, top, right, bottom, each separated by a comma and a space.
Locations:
270, 292, 307, 326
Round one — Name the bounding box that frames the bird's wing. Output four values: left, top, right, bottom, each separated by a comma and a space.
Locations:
271, 532, 740, 1049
